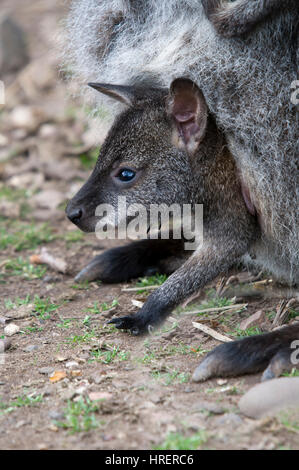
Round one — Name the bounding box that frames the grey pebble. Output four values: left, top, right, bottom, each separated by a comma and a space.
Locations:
239, 377, 299, 419
39, 367, 55, 376
0, 338, 11, 352
213, 413, 243, 427
23, 344, 39, 353
0, 15, 29, 74
193, 400, 225, 415
48, 410, 65, 420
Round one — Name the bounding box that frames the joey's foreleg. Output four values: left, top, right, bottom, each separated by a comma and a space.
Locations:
75, 238, 186, 283
109, 224, 256, 333
201, 0, 287, 38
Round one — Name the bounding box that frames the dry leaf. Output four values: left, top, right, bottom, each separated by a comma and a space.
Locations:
49, 370, 67, 383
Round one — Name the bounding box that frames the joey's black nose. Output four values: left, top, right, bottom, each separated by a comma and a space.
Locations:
67, 207, 83, 224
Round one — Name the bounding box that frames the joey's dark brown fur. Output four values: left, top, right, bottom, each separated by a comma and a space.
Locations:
66, 78, 291, 382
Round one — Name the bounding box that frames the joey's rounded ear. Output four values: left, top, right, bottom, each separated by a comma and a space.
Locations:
167, 78, 208, 155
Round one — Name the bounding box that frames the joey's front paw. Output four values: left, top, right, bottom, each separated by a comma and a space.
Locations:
108, 313, 151, 335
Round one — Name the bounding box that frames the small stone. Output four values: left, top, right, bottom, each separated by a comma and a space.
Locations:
0, 15, 29, 74
89, 372, 105, 385
37, 443, 48, 451
214, 413, 243, 427
75, 385, 88, 396
217, 379, 228, 386
39, 124, 58, 139
65, 361, 79, 369
0, 200, 20, 218
70, 370, 82, 378
32, 189, 66, 211
0, 338, 11, 353
183, 386, 195, 393
54, 354, 68, 363
193, 400, 225, 415
0, 133, 8, 147
48, 410, 65, 420
8, 172, 44, 191
39, 367, 55, 376
88, 391, 112, 401
48, 425, 59, 432
239, 377, 299, 419
6, 303, 34, 319
0, 317, 9, 326
9, 105, 45, 132
40, 387, 52, 397
60, 388, 76, 401
15, 420, 27, 429
43, 275, 60, 283
23, 344, 39, 353
4, 323, 20, 336
239, 310, 265, 331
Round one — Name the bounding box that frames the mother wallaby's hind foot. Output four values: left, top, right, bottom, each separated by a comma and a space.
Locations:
192, 324, 299, 382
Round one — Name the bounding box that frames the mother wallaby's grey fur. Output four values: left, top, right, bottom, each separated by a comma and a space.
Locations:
65, 0, 299, 285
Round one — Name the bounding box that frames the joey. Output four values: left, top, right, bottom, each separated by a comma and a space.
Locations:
66, 78, 266, 379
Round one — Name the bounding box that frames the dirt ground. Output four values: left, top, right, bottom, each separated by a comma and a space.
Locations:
0, 0, 298, 450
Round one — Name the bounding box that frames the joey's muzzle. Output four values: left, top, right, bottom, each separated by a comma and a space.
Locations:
66, 206, 83, 225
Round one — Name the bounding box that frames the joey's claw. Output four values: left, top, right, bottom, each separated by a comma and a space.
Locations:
108, 315, 141, 333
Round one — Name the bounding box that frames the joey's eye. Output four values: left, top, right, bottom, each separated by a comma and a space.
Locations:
116, 168, 136, 182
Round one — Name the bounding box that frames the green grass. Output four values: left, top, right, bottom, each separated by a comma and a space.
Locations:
4, 295, 59, 320
55, 397, 103, 434
162, 343, 208, 357
11, 395, 43, 408
57, 319, 75, 329
0, 222, 55, 251
289, 309, 299, 320
136, 274, 168, 289
33, 296, 60, 319
71, 281, 91, 290
0, 394, 43, 416
151, 368, 190, 386
154, 431, 207, 450
197, 289, 235, 310
66, 330, 97, 345
205, 384, 241, 395
4, 294, 31, 309
22, 326, 44, 335
64, 230, 85, 245
0, 185, 29, 202
279, 412, 299, 433
137, 351, 157, 364
282, 368, 299, 378
90, 345, 130, 364
2, 257, 47, 279
230, 326, 263, 337
85, 299, 119, 315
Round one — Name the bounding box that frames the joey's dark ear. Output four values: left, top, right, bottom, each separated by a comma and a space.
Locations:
167, 78, 208, 155
88, 82, 143, 106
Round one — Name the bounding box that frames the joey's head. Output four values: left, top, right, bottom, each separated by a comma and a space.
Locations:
66, 78, 209, 232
